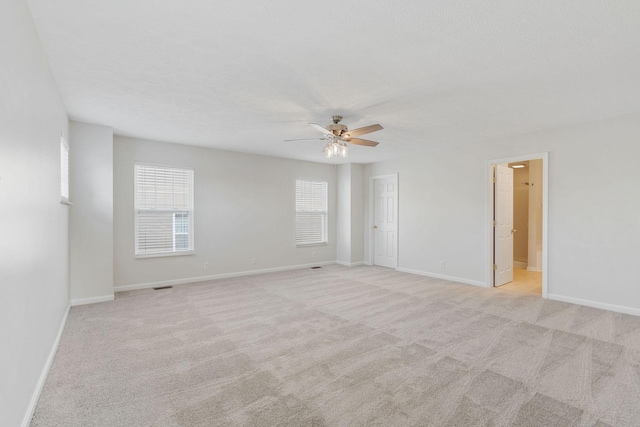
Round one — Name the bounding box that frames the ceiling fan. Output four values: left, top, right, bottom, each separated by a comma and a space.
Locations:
286, 116, 383, 158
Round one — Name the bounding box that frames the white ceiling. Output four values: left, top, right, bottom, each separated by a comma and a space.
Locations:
27, 0, 640, 164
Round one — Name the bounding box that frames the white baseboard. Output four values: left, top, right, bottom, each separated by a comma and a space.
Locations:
547, 293, 640, 317
396, 267, 487, 288
71, 294, 114, 306
21, 304, 70, 427
114, 261, 336, 293
513, 261, 528, 269
526, 266, 542, 272
336, 261, 365, 267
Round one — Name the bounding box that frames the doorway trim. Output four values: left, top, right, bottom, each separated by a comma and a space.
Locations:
487, 152, 549, 297
367, 173, 399, 268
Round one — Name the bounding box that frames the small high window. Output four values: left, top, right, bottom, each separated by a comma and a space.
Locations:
60, 137, 69, 203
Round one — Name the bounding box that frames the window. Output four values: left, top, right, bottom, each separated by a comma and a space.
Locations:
60, 136, 69, 203
173, 213, 189, 251
135, 164, 194, 257
295, 179, 328, 246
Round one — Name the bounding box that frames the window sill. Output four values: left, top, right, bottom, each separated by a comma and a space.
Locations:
135, 251, 195, 259
60, 199, 73, 206
296, 242, 328, 248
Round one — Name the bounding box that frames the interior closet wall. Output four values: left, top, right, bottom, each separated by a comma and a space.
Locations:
511, 163, 530, 267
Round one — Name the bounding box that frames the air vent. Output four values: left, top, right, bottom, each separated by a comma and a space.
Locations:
310, 266, 322, 269
152, 286, 173, 290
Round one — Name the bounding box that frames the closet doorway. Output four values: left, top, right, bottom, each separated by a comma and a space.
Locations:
488, 153, 548, 297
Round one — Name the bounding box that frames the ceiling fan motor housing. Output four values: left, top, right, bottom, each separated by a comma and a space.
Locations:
328, 123, 348, 135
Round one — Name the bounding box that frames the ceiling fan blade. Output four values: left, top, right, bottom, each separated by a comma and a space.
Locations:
309, 123, 331, 135
348, 138, 379, 147
284, 138, 325, 142
344, 124, 383, 138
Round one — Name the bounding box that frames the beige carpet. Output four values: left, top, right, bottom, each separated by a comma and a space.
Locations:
31, 265, 640, 426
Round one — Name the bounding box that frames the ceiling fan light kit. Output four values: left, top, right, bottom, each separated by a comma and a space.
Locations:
323, 136, 348, 159
287, 115, 383, 159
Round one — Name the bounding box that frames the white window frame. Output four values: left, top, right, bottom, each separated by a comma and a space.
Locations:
134, 163, 194, 258
295, 179, 328, 246
60, 136, 70, 204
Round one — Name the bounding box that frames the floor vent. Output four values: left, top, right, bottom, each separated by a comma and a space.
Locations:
153, 286, 173, 290
310, 266, 322, 269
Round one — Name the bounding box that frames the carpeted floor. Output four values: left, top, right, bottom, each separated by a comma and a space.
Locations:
31, 265, 640, 426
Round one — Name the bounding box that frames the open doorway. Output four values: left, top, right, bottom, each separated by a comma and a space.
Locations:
488, 153, 548, 297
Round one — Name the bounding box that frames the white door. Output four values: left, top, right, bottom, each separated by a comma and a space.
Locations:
494, 164, 514, 286
373, 175, 398, 268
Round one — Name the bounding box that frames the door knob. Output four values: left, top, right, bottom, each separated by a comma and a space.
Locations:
511, 229, 517, 233
373, 225, 378, 229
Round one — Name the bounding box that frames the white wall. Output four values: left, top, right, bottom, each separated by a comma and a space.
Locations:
113, 136, 337, 290
0, 1, 70, 425
69, 121, 114, 304
364, 112, 640, 314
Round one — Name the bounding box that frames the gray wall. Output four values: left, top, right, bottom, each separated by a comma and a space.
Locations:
69, 121, 114, 304
350, 164, 365, 263
364, 112, 640, 314
113, 136, 337, 289
336, 164, 351, 264
336, 163, 365, 266
0, 0, 70, 425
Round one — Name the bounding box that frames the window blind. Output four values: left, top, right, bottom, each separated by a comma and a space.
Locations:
60, 137, 69, 202
295, 179, 328, 246
135, 164, 194, 256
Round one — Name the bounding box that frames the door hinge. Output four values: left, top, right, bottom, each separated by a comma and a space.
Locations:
492, 220, 496, 227
493, 176, 496, 183
493, 264, 497, 270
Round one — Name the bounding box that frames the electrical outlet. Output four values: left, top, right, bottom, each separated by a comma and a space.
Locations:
251, 257, 256, 265
440, 261, 445, 269
204, 262, 209, 270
